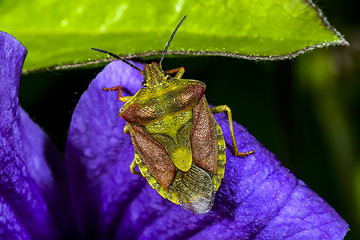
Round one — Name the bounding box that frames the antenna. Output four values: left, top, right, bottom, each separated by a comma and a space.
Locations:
91, 48, 143, 73
159, 15, 187, 66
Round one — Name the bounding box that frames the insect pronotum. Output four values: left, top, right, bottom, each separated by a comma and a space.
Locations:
92, 15, 254, 214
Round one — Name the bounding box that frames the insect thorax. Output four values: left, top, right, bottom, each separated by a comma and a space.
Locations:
119, 78, 205, 126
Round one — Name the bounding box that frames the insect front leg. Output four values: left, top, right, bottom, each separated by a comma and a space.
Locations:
165, 67, 185, 79
211, 105, 254, 157
102, 85, 133, 102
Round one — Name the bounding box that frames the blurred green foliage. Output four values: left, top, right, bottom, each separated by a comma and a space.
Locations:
0, 0, 345, 71
1, 0, 357, 239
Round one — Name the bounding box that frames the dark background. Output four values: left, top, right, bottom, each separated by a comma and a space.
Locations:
19, 0, 359, 238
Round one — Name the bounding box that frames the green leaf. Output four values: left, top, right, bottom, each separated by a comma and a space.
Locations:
0, 0, 348, 72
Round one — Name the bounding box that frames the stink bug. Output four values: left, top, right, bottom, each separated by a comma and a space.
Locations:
92, 16, 254, 214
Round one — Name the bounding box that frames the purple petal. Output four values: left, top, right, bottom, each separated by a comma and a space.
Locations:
0, 31, 76, 239
65, 61, 145, 239
66, 60, 349, 239
19, 109, 78, 238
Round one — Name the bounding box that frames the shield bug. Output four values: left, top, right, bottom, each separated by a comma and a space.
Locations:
92, 16, 254, 214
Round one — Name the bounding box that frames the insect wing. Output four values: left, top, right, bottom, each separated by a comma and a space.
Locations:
129, 124, 176, 191
191, 97, 218, 174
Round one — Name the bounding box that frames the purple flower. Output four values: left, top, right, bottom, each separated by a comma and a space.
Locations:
0, 32, 77, 239
1, 31, 349, 239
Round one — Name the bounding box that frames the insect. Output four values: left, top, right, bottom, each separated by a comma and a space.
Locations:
92, 16, 254, 214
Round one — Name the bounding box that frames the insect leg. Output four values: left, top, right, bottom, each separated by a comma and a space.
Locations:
165, 67, 185, 79
123, 125, 130, 135
211, 105, 254, 157
130, 158, 143, 177
102, 85, 132, 102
